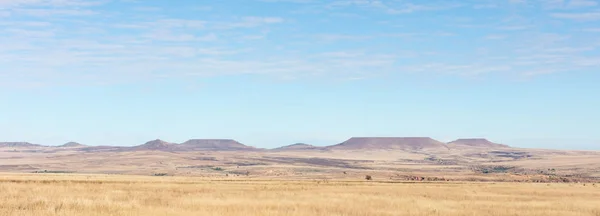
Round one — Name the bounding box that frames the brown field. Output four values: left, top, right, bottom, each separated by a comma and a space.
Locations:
1, 173, 599, 216
2, 145, 600, 182
2, 139, 600, 215
2, 138, 600, 184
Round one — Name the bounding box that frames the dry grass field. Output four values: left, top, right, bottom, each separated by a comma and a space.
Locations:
1, 173, 599, 216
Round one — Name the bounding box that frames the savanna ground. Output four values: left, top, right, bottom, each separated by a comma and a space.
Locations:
1, 173, 599, 216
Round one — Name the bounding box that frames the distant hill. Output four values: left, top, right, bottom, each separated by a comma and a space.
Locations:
327, 137, 448, 151
0, 142, 43, 148
178, 139, 254, 151
273, 143, 323, 151
58, 142, 87, 148
447, 139, 509, 148
1, 137, 513, 152
131, 139, 176, 151
79, 146, 123, 153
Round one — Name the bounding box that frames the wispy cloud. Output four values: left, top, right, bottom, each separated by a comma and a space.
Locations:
473, 3, 498, 9
6, 28, 55, 37
258, 0, 314, 3
314, 33, 372, 41
508, 0, 527, 4
152, 19, 206, 28
326, 0, 461, 14
0, 0, 104, 19
583, 28, 600, 32
552, 11, 600, 21
13, 8, 96, 16
0, 0, 103, 7
1, 0, 600, 88
497, 25, 532, 31
485, 34, 508, 40
222, 16, 284, 28
567, 0, 598, 8
133, 6, 161, 12
144, 31, 218, 42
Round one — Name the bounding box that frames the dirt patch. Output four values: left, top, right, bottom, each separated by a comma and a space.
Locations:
258, 156, 373, 170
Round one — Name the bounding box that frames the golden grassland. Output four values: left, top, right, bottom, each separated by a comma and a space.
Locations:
0, 173, 599, 216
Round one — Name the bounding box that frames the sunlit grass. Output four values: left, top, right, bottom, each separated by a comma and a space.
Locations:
0, 173, 599, 216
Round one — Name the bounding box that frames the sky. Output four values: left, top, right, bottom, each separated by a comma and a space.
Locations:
1, 0, 599, 150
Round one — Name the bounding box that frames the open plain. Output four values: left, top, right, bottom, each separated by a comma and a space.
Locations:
1, 138, 599, 183
1, 173, 599, 216
1, 138, 600, 215
4, 0, 600, 214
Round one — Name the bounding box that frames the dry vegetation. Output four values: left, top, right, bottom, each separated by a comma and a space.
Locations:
3, 146, 600, 183
1, 173, 599, 216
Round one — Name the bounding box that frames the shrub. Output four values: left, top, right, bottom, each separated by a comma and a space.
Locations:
365, 175, 372, 181
33, 170, 73, 174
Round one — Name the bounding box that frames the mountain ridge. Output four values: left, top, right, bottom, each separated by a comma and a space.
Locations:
0, 142, 44, 148
447, 138, 509, 148
179, 139, 254, 151
273, 143, 323, 151
327, 137, 449, 151
0, 137, 517, 151
58, 142, 87, 148
131, 139, 175, 150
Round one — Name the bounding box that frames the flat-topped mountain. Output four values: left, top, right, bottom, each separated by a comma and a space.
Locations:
0, 142, 43, 148
58, 142, 87, 148
447, 139, 509, 148
327, 137, 448, 151
1, 137, 513, 152
274, 143, 322, 151
179, 139, 254, 151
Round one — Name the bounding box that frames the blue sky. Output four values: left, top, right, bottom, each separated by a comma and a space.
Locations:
1, 0, 599, 149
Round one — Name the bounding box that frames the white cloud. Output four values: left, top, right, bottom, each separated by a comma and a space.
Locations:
473, 3, 499, 9
1, 0, 600, 88
153, 19, 206, 29
567, 0, 598, 8
540, 0, 565, 8
486, 34, 508, 40
144, 31, 218, 42
241, 30, 271, 40
315, 34, 372, 41
583, 27, 600, 31
497, 25, 532, 31
259, 0, 314, 3
196, 48, 251, 56
6, 28, 55, 37
116, 17, 281, 32
509, 0, 527, 4
0, 0, 103, 18
133, 6, 161, 12
552, 11, 600, 20
327, 0, 461, 14
222, 16, 284, 29
13, 8, 96, 16
0, 0, 102, 7
318, 51, 364, 58
0, 20, 51, 26
539, 0, 599, 9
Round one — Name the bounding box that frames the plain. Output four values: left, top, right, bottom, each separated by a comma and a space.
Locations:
1, 173, 599, 216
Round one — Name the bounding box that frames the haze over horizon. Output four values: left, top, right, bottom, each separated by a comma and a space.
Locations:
1, 0, 599, 150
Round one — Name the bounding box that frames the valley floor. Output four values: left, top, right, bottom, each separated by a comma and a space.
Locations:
0, 173, 599, 216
